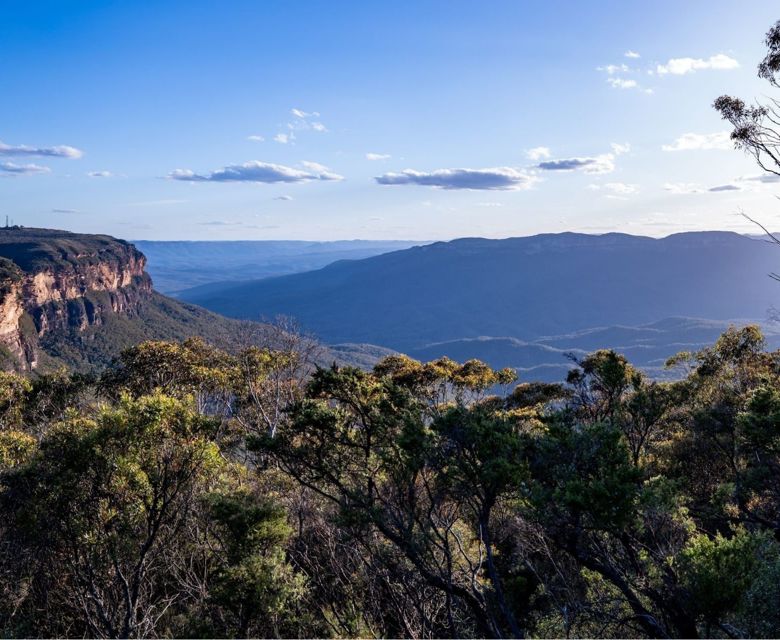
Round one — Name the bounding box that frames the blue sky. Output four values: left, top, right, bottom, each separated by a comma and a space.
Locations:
2, 0, 779, 240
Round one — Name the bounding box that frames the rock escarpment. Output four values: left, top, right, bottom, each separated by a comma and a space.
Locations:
0, 228, 152, 370
0, 226, 394, 375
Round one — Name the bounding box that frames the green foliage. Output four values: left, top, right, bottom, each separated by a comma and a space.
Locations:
0, 392, 225, 637
203, 490, 309, 638
101, 337, 235, 398
207, 490, 292, 565
3, 325, 780, 637
529, 419, 641, 530
0, 371, 31, 430
39, 290, 262, 374
0, 256, 23, 297
680, 528, 763, 623
0, 429, 36, 468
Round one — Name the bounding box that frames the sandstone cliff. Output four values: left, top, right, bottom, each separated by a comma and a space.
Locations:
0, 228, 152, 370
0, 227, 384, 375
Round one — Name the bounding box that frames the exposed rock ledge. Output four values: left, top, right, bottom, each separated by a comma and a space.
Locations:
0, 228, 153, 370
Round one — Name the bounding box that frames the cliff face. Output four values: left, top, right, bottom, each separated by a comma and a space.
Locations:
0, 228, 153, 370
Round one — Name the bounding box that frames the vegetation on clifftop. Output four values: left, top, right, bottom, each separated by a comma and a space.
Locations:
0, 227, 143, 273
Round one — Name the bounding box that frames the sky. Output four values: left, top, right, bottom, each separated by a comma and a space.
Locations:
2, 0, 780, 241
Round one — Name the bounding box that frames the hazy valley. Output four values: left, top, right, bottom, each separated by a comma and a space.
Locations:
172, 231, 780, 380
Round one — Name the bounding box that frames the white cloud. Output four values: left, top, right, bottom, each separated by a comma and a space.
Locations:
606, 182, 638, 194
717, 174, 780, 192
662, 131, 731, 151
589, 182, 638, 195
607, 77, 637, 89
301, 160, 330, 173
476, 201, 504, 207
366, 152, 391, 160
663, 175, 778, 194
287, 108, 327, 134
274, 195, 293, 201
526, 146, 551, 161
291, 108, 319, 119
0, 161, 51, 175
537, 153, 615, 174
52, 208, 79, 214
597, 57, 652, 93
600, 71, 648, 92
598, 64, 629, 75
739, 174, 780, 184
274, 133, 293, 144
247, 135, 265, 142
0, 141, 83, 159
610, 142, 630, 155
664, 182, 705, 194
87, 170, 112, 177
375, 167, 538, 190
657, 54, 739, 75
168, 160, 343, 183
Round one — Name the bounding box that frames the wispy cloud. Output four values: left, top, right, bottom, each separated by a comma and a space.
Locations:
611, 142, 630, 155
291, 108, 319, 119
657, 54, 738, 75
87, 170, 112, 177
598, 64, 629, 75
300, 160, 331, 173
260, 108, 328, 146
740, 174, 780, 184
51, 208, 79, 214
288, 108, 327, 133
375, 167, 538, 190
274, 195, 293, 201
664, 182, 705, 194
199, 220, 243, 226
168, 160, 344, 183
243, 223, 282, 230
526, 146, 551, 161
537, 154, 615, 174
128, 199, 188, 206
662, 131, 731, 151
366, 152, 391, 160
624, 50, 640, 59
0, 140, 83, 159
0, 161, 51, 175
590, 182, 638, 195
664, 175, 774, 194
607, 77, 637, 89
597, 61, 650, 93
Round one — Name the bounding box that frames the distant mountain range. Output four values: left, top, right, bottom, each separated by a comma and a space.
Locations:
178, 231, 780, 345
176, 231, 780, 380
135, 240, 423, 293
2, 229, 778, 382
